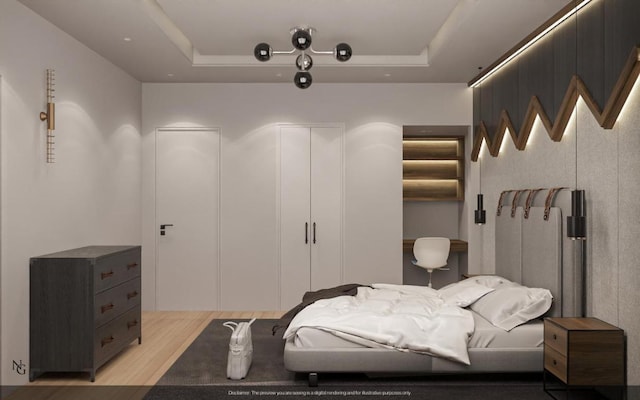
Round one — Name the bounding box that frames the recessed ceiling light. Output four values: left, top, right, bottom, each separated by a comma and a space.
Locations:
384, 73, 391, 77
123, 37, 132, 42
167, 73, 174, 77
276, 73, 283, 77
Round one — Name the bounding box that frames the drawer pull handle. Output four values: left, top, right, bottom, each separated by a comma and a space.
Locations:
127, 262, 139, 270
553, 334, 557, 340
127, 320, 138, 329
101, 303, 115, 313
101, 335, 115, 347
127, 291, 139, 300
552, 359, 557, 366
101, 271, 114, 280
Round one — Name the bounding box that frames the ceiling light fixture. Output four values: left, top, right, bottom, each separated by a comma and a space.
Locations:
254, 27, 352, 89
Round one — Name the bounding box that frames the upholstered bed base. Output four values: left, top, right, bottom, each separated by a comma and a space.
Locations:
284, 339, 542, 375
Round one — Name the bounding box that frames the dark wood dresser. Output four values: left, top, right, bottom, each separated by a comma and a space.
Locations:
29, 245, 142, 382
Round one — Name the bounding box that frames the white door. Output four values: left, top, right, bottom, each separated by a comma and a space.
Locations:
156, 128, 219, 310
310, 127, 343, 291
280, 126, 343, 309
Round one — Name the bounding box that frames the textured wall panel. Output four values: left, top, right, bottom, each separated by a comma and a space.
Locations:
576, 99, 619, 323
615, 79, 640, 385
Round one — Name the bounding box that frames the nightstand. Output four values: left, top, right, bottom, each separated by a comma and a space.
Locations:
544, 317, 625, 399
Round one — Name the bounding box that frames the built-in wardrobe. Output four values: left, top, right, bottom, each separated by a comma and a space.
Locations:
279, 125, 343, 309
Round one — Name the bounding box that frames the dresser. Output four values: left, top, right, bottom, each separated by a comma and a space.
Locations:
29, 245, 142, 382
543, 317, 625, 396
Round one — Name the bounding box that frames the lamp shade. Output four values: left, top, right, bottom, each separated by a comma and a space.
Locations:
474, 193, 486, 225
291, 29, 312, 50
567, 189, 586, 240
254, 43, 272, 62
294, 71, 312, 89
296, 53, 313, 71
335, 43, 352, 62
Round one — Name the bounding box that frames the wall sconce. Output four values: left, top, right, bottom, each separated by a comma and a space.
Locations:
254, 27, 352, 89
567, 189, 586, 240
39, 69, 56, 163
474, 194, 486, 225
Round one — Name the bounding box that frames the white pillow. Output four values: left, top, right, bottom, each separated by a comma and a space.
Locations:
470, 285, 553, 331
438, 280, 495, 307
466, 275, 515, 289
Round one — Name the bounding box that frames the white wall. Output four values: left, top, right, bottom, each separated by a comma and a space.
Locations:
142, 83, 472, 311
470, 80, 640, 384
0, 0, 142, 385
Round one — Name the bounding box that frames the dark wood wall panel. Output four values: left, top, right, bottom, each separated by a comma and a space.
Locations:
553, 14, 577, 121
479, 81, 495, 141
473, 86, 481, 134
493, 61, 520, 130
604, 0, 640, 100
518, 34, 554, 129
471, 0, 640, 160
577, 0, 605, 110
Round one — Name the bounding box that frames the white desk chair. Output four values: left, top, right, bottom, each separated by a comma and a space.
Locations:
412, 237, 450, 288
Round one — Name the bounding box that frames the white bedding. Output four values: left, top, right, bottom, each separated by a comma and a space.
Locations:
282, 285, 475, 365
293, 311, 543, 350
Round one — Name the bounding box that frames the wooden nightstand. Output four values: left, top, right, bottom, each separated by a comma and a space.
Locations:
544, 317, 625, 399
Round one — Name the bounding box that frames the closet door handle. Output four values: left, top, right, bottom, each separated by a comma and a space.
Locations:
305, 222, 308, 244
313, 222, 316, 244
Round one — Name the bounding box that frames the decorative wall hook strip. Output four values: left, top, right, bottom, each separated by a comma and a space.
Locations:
544, 187, 568, 221
470, 46, 640, 162
524, 188, 546, 219
511, 190, 528, 218
496, 190, 512, 216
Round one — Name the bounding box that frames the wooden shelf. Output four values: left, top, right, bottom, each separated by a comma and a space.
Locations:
403, 136, 464, 201
403, 239, 468, 253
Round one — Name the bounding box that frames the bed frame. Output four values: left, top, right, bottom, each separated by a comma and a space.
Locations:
283, 188, 584, 386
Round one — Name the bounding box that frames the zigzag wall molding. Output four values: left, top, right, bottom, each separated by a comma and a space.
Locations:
471, 46, 640, 161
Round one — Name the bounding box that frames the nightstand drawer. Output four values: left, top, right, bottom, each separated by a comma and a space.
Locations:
544, 320, 568, 355
544, 346, 568, 383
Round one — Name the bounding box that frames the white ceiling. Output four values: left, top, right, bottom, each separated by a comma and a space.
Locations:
18, 0, 571, 84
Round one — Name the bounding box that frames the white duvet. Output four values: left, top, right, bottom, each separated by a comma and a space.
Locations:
282, 284, 475, 365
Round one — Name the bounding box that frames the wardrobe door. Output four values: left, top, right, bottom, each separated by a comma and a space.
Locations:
310, 127, 343, 291
280, 126, 312, 309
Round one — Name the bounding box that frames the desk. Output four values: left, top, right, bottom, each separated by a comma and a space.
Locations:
402, 239, 468, 253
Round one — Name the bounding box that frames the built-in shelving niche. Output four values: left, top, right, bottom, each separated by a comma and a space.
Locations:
402, 136, 465, 201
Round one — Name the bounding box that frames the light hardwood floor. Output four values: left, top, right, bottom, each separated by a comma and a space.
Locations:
6, 311, 284, 400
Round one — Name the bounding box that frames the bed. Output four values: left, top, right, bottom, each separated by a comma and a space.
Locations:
281, 188, 584, 386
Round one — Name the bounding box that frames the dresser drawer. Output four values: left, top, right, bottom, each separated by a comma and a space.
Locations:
544, 320, 568, 355
544, 346, 568, 383
94, 278, 141, 328
94, 248, 141, 293
94, 306, 141, 367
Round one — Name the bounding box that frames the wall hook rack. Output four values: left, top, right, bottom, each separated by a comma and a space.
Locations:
39, 69, 56, 163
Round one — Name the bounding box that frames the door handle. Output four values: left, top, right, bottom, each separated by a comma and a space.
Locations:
305, 222, 308, 244
313, 222, 316, 244
160, 224, 174, 236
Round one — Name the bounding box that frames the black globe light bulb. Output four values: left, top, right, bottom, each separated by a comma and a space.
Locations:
296, 53, 313, 71
291, 29, 312, 50
254, 43, 272, 62
334, 43, 352, 62
294, 71, 312, 89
